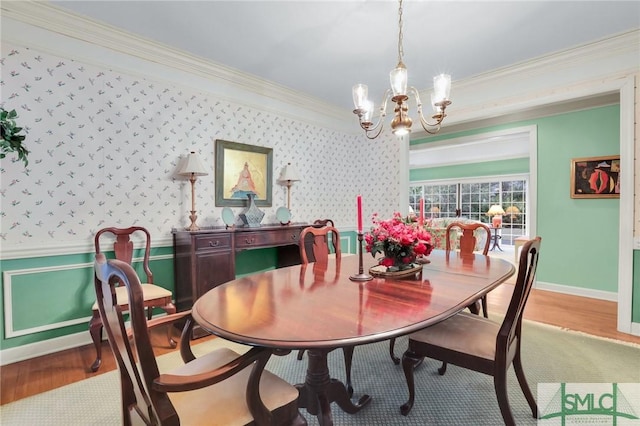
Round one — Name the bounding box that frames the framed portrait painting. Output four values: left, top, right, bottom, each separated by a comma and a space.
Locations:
215, 140, 273, 207
570, 155, 620, 199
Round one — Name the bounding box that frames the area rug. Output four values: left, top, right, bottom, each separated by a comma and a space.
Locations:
1, 318, 638, 425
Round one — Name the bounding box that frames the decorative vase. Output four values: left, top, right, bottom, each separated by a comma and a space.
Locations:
239, 193, 264, 227
382, 249, 417, 272
369, 261, 423, 279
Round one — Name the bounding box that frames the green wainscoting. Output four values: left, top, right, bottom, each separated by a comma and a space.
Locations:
0, 247, 174, 350
235, 248, 279, 277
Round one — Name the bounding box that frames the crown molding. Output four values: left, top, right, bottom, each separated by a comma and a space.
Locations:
457, 30, 639, 86
1, 1, 357, 133
437, 30, 640, 127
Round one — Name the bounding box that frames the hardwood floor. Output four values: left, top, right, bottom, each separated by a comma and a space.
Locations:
2, 266, 639, 405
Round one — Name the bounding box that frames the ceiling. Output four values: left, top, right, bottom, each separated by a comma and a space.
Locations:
32, 2, 639, 168
48, 0, 640, 113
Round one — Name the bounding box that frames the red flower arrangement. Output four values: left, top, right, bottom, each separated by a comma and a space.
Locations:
364, 212, 434, 271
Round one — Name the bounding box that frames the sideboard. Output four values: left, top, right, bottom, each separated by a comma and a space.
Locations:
172, 223, 308, 312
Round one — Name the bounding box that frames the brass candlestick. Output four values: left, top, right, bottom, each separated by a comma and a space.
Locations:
350, 232, 373, 282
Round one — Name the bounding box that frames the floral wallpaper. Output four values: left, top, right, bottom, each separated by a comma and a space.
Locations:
0, 43, 400, 251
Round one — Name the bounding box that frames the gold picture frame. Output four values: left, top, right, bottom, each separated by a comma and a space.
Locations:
215, 140, 273, 207
570, 155, 620, 199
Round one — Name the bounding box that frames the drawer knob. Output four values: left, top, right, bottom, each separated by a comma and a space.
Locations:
209, 240, 220, 247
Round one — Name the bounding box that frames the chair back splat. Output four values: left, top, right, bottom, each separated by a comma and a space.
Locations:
94, 254, 307, 426
445, 221, 491, 255
89, 226, 176, 372
445, 221, 492, 317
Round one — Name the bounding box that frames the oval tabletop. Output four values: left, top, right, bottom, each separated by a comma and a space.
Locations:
192, 250, 515, 350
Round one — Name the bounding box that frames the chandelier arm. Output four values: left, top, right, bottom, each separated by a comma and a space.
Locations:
410, 86, 447, 133
365, 125, 385, 140
357, 89, 392, 135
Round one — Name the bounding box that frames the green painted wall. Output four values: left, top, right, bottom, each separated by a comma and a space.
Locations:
634, 251, 640, 323
412, 105, 629, 300
410, 157, 529, 181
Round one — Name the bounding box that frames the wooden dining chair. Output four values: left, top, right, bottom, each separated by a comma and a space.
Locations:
89, 226, 176, 372
446, 221, 491, 317
400, 237, 541, 426
93, 253, 307, 426
299, 222, 341, 264
297, 223, 356, 394
388, 221, 492, 365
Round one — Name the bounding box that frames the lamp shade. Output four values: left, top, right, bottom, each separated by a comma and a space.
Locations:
486, 204, 505, 216
505, 206, 520, 217
279, 163, 300, 182
179, 152, 208, 176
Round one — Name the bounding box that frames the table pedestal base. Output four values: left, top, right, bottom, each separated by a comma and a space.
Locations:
295, 348, 371, 426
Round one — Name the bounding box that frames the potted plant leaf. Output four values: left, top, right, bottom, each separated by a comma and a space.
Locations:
1, 108, 29, 166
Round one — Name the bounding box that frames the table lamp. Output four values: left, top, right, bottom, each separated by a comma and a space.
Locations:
278, 163, 300, 210
486, 204, 505, 228
505, 205, 521, 221
179, 151, 208, 231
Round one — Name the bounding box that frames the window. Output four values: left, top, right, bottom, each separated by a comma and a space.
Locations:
410, 176, 528, 245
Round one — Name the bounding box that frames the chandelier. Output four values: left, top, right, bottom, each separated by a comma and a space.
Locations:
352, 0, 452, 139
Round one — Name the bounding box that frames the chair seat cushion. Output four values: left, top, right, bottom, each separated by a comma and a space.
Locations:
91, 284, 171, 310
166, 347, 300, 426
409, 312, 501, 361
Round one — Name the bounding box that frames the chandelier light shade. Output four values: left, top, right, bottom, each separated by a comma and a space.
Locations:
178, 151, 209, 231
352, 0, 452, 139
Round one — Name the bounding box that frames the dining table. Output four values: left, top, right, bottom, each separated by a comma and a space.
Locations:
191, 249, 515, 426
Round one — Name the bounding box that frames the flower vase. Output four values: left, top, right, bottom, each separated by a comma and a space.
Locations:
239, 193, 264, 227
383, 251, 417, 272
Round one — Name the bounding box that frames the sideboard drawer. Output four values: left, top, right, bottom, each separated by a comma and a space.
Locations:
194, 234, 232, 251
236, 229, 301, 249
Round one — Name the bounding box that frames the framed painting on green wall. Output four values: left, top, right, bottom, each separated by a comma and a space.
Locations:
215, 140, 273, 207
570, 155, 620, 199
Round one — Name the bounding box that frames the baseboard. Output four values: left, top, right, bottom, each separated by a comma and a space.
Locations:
0, 330, 92, 366
535, 280, 617, 302
1, 315, 149, 366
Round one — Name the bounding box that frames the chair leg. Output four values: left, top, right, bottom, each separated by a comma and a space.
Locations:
161, 301, 177, 348
438, 361, 448, 375
481, 295, 489, 318
494, 368, 516, 426
89, 311, 103, 372
389, 338, 400, 365
296, 349, 305, 360
400, 350, 422, 416
513, 351, 538, 418
342, 346, 355, 397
